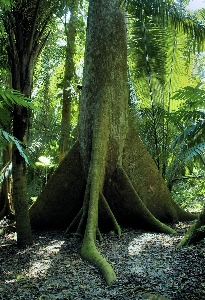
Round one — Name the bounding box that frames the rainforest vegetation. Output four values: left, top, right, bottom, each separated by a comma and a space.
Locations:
1, 0, 205, 286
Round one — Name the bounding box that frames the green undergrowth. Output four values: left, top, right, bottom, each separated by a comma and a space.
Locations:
171, 172, 205, 213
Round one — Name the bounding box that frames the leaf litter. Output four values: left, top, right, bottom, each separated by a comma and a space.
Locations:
0, 219, 205, 299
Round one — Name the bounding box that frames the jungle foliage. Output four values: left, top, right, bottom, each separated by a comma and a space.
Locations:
0, 0, 205, 195
0, 0, 205, 283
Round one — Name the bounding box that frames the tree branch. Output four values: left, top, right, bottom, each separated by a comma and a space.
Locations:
14, 11, 24, 53
27, 0, 41, 55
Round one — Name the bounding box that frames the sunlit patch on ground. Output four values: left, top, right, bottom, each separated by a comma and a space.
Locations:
0, 221, 205, 299
27, 240, 65, 278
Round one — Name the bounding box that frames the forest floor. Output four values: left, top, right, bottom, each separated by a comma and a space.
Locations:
0, 218, 205, 300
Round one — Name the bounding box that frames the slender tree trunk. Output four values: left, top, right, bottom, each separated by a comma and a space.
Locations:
11, 68, 34, 246
59, 1, 79, 162
3, 0, 49, 246
0, 144, 13, 219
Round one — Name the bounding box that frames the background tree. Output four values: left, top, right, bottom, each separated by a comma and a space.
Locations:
59, 0, 79, 162
26, 5, 85, 199
2, 0, 63, 247
0, 0, 13, 220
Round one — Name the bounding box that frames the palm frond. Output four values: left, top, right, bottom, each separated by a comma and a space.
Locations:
0, 87, 35, 108
172, 118, 205, 148
126, 0, 205, 182
126, 0, 205, 51
173, 85, 205, 108
169, 84, 205, 172
0, 129, 35, 167
183, 142, 205, 162
0, 87, 36, 165
0, 86, 35, 136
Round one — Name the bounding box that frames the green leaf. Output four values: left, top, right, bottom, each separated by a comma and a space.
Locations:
0, 87, 34, 109
0, 129, 35, 166
183, 142, 205, 162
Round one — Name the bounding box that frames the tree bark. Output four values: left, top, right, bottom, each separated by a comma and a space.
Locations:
0, 144, 13, 219
30, 142, 85, 229
59, 0, 79, 162
178, 206, 205, 247
30, 0, 196, 284
3, 0, 52, 247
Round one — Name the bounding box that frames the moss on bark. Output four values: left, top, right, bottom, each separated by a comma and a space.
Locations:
178, 206, 205, 247
81, 238, 117, 285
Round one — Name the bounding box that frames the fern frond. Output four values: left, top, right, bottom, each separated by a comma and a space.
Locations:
183, 142, 205, 162
171, 116, 205, 147
173, 86, 205, 108
0, 87, 34, 109
0, 129, 35, 166
127, 0, 205, 51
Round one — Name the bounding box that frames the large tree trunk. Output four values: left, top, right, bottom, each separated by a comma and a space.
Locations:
30, 0, 195, 284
